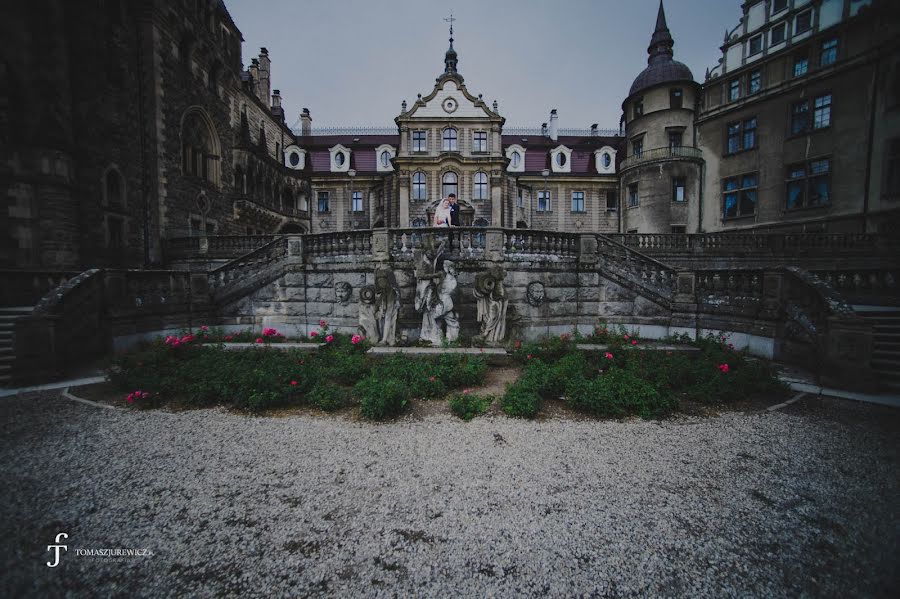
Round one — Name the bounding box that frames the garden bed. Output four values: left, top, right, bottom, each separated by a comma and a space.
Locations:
103, 322, 788, 422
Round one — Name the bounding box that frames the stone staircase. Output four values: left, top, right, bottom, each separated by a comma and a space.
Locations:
854, 306, 900, 392
0, 306, 33, 386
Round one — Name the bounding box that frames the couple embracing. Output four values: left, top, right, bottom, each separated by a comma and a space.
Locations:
433, 193, 460, 227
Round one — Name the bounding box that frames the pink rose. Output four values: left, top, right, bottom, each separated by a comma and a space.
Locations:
200, 325, 209, 331
631, 340, 638, 346
319, 319, 327, 327
290, 380, 298, 386
718, 363, 730, 373
310, 331, 318, 338
325, 335, 334, 343
256, 338, 264, 344
605, 352, 614, 360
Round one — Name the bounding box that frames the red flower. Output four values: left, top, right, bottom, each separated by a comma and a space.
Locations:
310, 331, 318, 338
290, 380, 298, 386
224, 335, 233, 341
256, 338, 264, 344
631, 340, 638, 346
718, 363, 730, 373
527, 354, 532, 360
604, 352, 614, 360
515, 340, 522, 349
623, 334, 629, 340
429, 376, 436, 382
325, 335, 334, 343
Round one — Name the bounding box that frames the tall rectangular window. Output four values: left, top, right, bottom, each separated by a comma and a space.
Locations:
537, 190, 551, 212
317, 191, 329, 213
726, 118, 756, 154
820, 39, 838, 66
473, 131, 487, 153
791, 100, 809, 135
632, 137, 643, 157
351, 191, 363, 212
412, 130, 426, 152
772, 0, 787, 13
633, 98, 644, 118
571, 191, 585, 213
722, 173, 758, 219
749, 70, 761, 94
442, 128, 458, 152
107, 216, 124, 249
771, 23, 786, 45
793, 55, 809, 77
516, 188, 524, 208
748, 34, 763, 56
628, 183, 639, 208
668, 131, 683, 149
672, 178, 686, 202
727, 122, 741, 154
742, 118, 757, 149
813, 93, 832, 129
729, 79, 741, 101
670, 88, 683, 109
795, 10, 813, 34
787, 158, 831, 209
606, 190, 618, 211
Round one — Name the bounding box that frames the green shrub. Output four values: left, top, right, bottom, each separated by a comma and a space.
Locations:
567, 368, 676, 419
501, 381, 542, 418
518, 358, 562, 399
355, 376, 409, 420
433, 354, 487, 389
449, 393, 493, 421
245, 390, 283, 412
319, 350, 369, 385
306, 382, 352, 412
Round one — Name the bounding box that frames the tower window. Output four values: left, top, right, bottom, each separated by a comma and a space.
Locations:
441, 171, 458, 198
628, 183, 639, 208
795, 10, 813, 34
317, 191, 330, 213
749, 70, 761, 94
670, 88, 683, 109
537, 190, 551, 212
380, 150, 391, 168
672, 178, 686, 202
633, 98, 644, 118
820, 39, 838, 66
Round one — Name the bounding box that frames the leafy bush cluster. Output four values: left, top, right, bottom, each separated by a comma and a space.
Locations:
109, 337, 486, 420
448, 392, 493, 421
502, 329, 786, 420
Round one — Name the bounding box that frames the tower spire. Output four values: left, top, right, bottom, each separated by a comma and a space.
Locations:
442, 12, 459, 75
647, 0, 675, 65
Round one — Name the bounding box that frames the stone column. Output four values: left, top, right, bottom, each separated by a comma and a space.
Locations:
398, 172, 410, 227
491, 171, 502, 226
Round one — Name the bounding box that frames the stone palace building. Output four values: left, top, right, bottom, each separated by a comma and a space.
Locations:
0, 0, 898, 391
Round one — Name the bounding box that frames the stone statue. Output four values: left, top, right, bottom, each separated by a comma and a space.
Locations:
526, 281, 545, 307
358, 285, 379, 341
373, 266, 400, 346
414, 251, 459, 345
334, 281, 352, 305
474, 265, 508, 344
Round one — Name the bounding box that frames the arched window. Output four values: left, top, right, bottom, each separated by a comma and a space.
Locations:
473, 171, 488, 200
413, 171, 427, 200
442, 128, 458, 152
104, 168, 125, 209
442, 171, 458, 198
380, 150, 391, 168
181, 108, 221, 186
511, 151, 521, 168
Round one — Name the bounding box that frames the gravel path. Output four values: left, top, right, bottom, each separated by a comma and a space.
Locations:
1, 392, 898, 598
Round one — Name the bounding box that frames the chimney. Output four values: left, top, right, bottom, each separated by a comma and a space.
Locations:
549, 109, 558, 141
401, 100, 407, 113
249, 58, 260, 99
541, 122, 548, 137
300, 108, 312, 136
271, 89, 282, 109
590, 124, 598, 136
257, 48, 271, 102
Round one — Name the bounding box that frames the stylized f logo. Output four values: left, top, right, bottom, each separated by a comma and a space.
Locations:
46, 533, 68, 568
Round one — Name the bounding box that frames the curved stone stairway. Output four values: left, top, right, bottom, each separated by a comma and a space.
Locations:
0, 306, 32, 386
854, 306, 900, 392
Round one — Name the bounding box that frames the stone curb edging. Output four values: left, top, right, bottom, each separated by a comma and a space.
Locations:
779, 379, 900, 408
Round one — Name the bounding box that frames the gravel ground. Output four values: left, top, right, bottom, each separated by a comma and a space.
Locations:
1, 392, 898, 598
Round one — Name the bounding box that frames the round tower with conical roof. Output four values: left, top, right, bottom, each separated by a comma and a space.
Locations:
619, 1, 703, 235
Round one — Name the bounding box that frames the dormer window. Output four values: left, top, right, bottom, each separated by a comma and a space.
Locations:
594, 146, 617, 174
442, 128, 458, 152
511, 151, 521, 168
550, 145, 572, 173
375, 144, 396, 172
556, 154, 566, 167
505, 144, 526, 173
329, 144, 351, 172
284, 145, 306, 170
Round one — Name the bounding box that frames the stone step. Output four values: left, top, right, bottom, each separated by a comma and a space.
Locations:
0, 306, 33, 314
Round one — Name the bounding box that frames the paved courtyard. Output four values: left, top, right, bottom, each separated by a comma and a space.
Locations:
1, 392, 898, 598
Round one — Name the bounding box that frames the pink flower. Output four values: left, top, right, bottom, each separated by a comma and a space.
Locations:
325, 335, 334, 343
263, 327, 278, 337
351, 335, 361, 345
631, 340, 638, 346
310, 331, 318, 338
224, 335, 233, 341
462, 389, 471, 395
605, 352, 613, 360
256, 338, 264, 344
718, 363, 730, 373
200, 325, 209, 331
319, 319, 327, 327
527, 354, 533, 360
290, 380, 298, 386
515, 340, 522, 349
623, 334, 629, 340
728, 343, 734, 350
298, 359, 305, 365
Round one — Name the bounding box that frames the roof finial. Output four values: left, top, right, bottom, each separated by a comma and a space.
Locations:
647, 0, 675, 65
444, 11, 456, 48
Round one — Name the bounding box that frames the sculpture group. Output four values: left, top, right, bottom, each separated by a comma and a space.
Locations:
350, 241, 508, 346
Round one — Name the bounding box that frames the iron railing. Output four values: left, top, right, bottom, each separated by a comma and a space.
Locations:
292, 126, 399, 137
503, 126, 624, 138
620, 146, 703, 170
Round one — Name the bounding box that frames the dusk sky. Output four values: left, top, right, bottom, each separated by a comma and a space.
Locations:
226, 0, 744, 131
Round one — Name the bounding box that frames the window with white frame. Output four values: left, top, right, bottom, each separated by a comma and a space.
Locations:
511, 151, 521, 168
413, 172, 427, 200
317, 191, 329, 213
442, 128, 458, 152
380, 151, 391, 168
473, 171, 488, 200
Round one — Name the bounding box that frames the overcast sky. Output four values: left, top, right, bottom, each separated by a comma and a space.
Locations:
226, 0, 743, 130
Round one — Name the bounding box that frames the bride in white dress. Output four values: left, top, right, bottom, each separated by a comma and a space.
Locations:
433, 199, 452, 227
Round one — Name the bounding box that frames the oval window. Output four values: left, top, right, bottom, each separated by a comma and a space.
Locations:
511, 151, 521, 167
289, 152, 300, 167
556, 153, 567, 167
602, 153, 611, 168
335, 152, 345, 166
381, 151, 390, 167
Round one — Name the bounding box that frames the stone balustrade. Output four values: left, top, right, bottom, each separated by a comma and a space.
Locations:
305, 230, 373, 258
595, 234, 678, 304
0, 270, 81, 307
610, 232, 898, 255
165, 235, 277, 261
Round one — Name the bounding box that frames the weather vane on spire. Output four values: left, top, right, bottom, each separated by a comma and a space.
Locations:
444, 12, 456, 44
